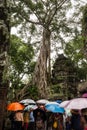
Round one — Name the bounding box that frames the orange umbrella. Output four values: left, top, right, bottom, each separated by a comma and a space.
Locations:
7, 102, 24, 111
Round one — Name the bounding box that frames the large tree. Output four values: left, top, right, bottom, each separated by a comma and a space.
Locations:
0, 0, 10, 129
10, 0, 87, 98
11, 0, 72, 98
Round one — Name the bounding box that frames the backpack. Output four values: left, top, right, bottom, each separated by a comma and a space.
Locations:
53, 121, 58, 128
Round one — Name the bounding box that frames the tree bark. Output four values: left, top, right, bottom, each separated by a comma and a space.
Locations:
0, 0, 10, 129
33, 28, 51, 98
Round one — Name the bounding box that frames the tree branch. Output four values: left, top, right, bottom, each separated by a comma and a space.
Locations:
48, 0, 69, 25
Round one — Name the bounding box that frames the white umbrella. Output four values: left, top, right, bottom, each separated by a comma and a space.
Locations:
59, 100, 70, 108
36, 99, 49, 104
63, 98, 87, 110
20, 99, 36, 105
46, 101, 60, 106
24, 105, 38, 111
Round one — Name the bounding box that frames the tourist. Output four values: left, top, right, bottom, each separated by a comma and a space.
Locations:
13, 110, 24, 130
28, 109, 35, 130
9, 111, 15, 130
70, 109, 83, 130
23, 110, 29, 130
33, 106, 46, 130
52, 113, 64, 130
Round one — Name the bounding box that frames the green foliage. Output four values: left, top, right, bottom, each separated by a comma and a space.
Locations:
10, 0, 74, 43
24, 0, 36, 11
64, 36, 84, 65
9, 35, 34, 74
82, 5, 87, 31
51, 84, 61, 93
29, 24, 36, 34
8, 35, 35, 100
77, 66, 87, 81
27, 85, 38, 100
10, 0, 86, 55
64, 35, 87, 81
36, 2, 44, 10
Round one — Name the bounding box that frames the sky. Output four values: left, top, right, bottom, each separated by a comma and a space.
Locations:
71, 0, 87, 5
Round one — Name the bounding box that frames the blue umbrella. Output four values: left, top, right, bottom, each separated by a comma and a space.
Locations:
45, 104, 65, 113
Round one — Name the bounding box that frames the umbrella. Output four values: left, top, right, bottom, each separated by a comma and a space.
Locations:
64, 98, 87, 110
59, 100, 70, 108
36, 99, 49, 104
7, 102, 24, 111
82, 93, 87, 98
65, 109, 72, 116
19, 99, 36, 105
45, 103, 65, 113
46, 101, 60, 105
24, 105, 38, 111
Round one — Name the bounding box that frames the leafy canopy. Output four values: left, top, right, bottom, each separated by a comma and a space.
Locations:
9, 35, 34, 74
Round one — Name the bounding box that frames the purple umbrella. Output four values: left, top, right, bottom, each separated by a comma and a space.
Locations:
82, 93, 87, 98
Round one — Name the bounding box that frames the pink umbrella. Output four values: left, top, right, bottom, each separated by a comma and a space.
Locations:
82, 93, 87, 98
64, 98, 87, 110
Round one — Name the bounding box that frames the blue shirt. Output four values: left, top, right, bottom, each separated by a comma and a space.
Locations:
29, 112, 35, 122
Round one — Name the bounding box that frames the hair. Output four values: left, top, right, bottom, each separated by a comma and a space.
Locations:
84, 115, 87, 122
16, 110, 23, 113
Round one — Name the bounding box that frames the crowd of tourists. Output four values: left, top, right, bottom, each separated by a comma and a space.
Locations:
6, 101, 87, 130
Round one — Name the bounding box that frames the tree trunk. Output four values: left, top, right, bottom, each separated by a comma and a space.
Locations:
33, 28, 51, 98
0, 0, 10, 129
